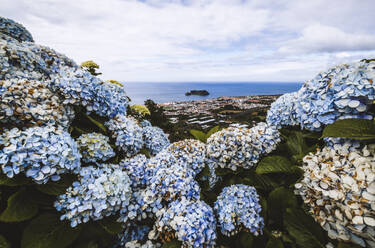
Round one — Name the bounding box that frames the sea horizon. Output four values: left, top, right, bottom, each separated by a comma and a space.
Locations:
123, 82, 303, 104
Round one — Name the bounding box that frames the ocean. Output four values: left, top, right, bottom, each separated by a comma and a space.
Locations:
124, 82, 303, 104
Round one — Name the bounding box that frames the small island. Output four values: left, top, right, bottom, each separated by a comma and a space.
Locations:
185, 90, 209, 96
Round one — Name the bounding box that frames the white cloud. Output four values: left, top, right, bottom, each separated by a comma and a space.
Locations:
1, 0, 375, 82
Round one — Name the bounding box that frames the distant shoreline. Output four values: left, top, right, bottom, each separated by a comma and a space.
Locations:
124, 82, 302, 104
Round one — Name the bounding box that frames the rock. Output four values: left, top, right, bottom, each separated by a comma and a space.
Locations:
185, 90, 209, 96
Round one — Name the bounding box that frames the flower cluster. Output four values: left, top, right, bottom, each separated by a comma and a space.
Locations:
105, 115, 144, 157
0, 79, 74, 129
55, 164, 132, 227
120, 154, 149, 188
142, 126, 170, 156
76, 133, 115, 163
295, 144, 375, 247
0, 126, 81, 183
166, 139, 206, 176
214, 184, 264, 236
152, 199, 217, 247
267, 61, 375, 131
206, 122, 281, 171
143, 164, 201, 207
266, 92, 299, 128
0, 16, 33, 42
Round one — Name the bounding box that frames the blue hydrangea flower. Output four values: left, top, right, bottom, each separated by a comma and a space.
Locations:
152, 199, 217, 247
0, 17, 33, 42
117, 223, 151, 246
266, 92, 299, 128
120, 154, 149, 188
267, 61, 375, 131
214, 184, 264, 236
143, 164, 201, 208
140, 120, 152, 127
142, 126, 170, 156
55, 163, 132, 227
0, 79, 75, 129
76, 133, 115, 163
206, 122, 281, 171
105, 115, 144, 157
0, 126, 81, 184
166, 139, 206, 176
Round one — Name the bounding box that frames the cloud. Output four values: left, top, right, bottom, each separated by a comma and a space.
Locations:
1, 0, 375, 82
279, 24, 375, 54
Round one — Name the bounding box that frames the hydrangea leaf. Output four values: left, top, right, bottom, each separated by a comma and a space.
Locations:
189, 129, 207, 143
0, 188, 38, 222
0, 234, 11, 248
206, 125, 220, 138
256, 156, 294, 174
267, 187, 297, 225
283, 208, 327, 248
98, 216, 123, 235
266, 237, 284, 248
236, 231, 253, 248
322, 119, 375, 140
162, 240, 182, 248
0, 174, 30, 186
21, 213, 81, 248
85, 114, 107, 133
36, 174, 75, 195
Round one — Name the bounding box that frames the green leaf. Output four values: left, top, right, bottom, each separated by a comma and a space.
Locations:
268, 187, 297, 225
283, 208, 327, 248
36, 174, 75, 196
140, 148, 151, 158
75, 241, 99, 248
322, 118, 375, 140
236, 232, 254, 248
21, 213, 81, 248
243, 174, 278, 191
206, 125, 220, 138
85, 114, 107, 133
189, 129, 207, 143
285, 131, 309, 156
0, 234, 11, 248
256, 156, 294, 174
0, 174, 30, 186
99, 217, 123, 235
162, 240, 182, 248
266, 238, 284, 248
0, 188, 38, 222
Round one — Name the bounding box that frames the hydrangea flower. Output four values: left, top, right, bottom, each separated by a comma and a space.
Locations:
117, 223, 151, 246
55, 163, 132, 227
206, 122, 281, 171
105, 115, 144, 157
295, 144, 375, 248
76, 133, 115, 163
142, 126, 170, 156
166, 139, 206, 176
140, 120, 152, 127
152, 199, 217, 248
266, 92, 299, 128
0, 79, 74, 129
0, 126, 81, 184
143, 164, 200, 208
214, 184, 264, 236
120, 154, 149, 188
0, 17, 33, 42
296, 61, 375, 131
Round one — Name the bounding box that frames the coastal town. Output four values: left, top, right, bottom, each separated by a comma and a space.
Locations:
159, 94, 279, 130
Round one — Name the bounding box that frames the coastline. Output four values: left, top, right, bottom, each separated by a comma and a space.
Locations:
158, 94, 279, 135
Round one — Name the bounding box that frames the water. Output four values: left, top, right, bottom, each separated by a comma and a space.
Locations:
124, 82, 303, 104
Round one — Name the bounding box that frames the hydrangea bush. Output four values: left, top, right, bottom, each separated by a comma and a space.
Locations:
0, 17, 374, 248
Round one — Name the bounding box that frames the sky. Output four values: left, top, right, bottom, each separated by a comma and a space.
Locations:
1, 0, 375, 82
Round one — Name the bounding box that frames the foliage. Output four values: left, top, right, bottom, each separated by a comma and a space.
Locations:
189, 125, 221, 143
80, 60, 102, 76
322, 118, 375, 140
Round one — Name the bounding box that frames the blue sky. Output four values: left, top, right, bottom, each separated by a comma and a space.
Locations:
1, 0, 375, 82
